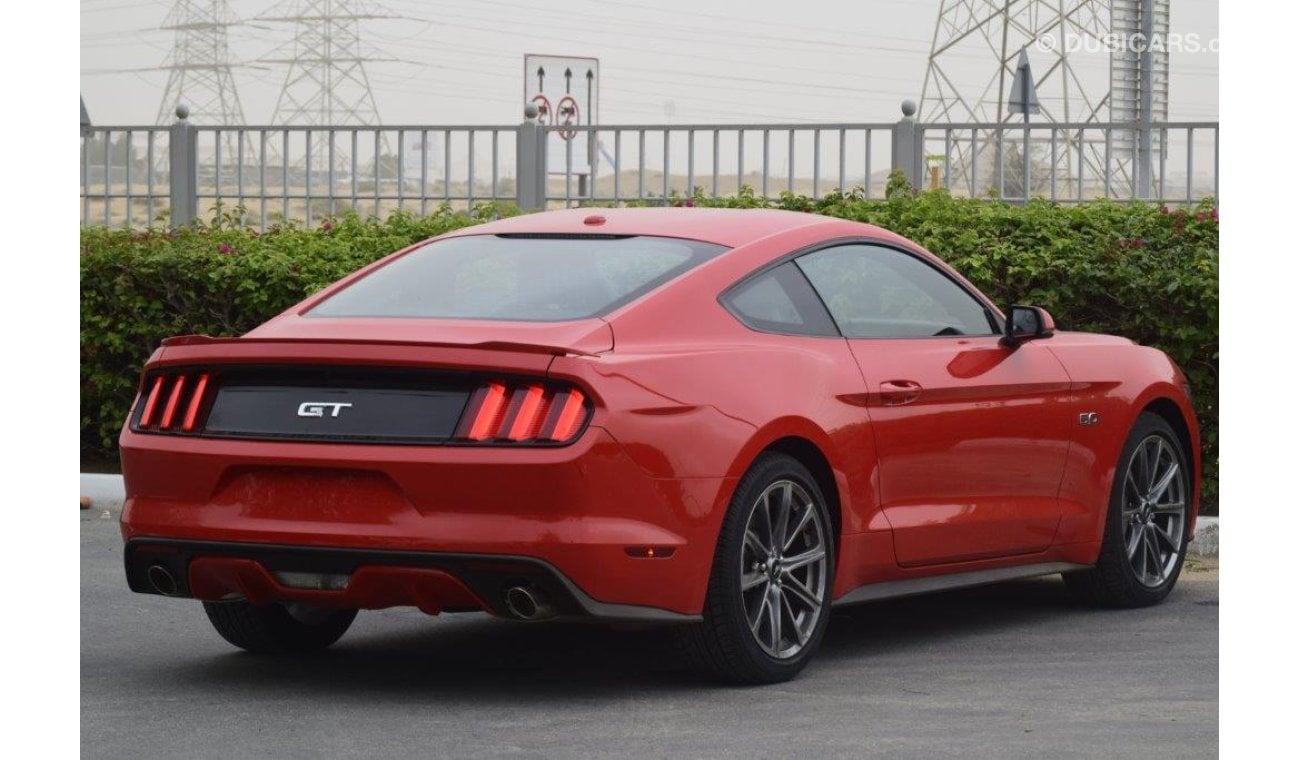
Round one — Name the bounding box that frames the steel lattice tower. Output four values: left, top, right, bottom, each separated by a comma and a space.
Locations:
260, 0, 394, 129
919, 0, 1167, 198
154, 0, 246, 126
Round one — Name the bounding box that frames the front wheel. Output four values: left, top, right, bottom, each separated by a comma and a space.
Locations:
1064, 412, 1192, 607
203, 600, 357, 654
676, 453, 835, 684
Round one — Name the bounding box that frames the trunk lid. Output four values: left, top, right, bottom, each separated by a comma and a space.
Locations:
135, 319, 610, 445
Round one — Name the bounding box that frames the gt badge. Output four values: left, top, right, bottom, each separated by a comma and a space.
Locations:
298, 401, 353, 418
1079, 412, 1100, 426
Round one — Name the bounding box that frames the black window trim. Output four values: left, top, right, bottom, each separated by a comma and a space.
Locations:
718, 236, 1005, 340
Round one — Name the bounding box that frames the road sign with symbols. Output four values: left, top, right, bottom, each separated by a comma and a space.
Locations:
524, 54, 598, 175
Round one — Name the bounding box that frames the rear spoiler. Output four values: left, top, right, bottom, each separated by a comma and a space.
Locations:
160, 334, 603, 357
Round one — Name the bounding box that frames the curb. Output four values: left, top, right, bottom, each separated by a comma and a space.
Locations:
1189, 516, 1219, 557
80, 473, 125, 510
79, 473, 1221, 557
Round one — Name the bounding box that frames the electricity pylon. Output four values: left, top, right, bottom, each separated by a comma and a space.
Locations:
154, 0, 246, 126
919, 0, 1167, 198
258, 0, 399, 189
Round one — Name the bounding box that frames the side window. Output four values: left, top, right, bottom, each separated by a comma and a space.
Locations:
796, 244, 995, 338
722, 262, 838, 337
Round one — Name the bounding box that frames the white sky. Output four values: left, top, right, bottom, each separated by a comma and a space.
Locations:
80, 0, 1219, 126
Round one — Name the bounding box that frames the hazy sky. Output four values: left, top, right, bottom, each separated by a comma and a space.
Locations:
80, 0, 1219, 126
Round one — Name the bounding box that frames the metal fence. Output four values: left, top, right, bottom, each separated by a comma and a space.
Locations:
80, 102, 1219, 229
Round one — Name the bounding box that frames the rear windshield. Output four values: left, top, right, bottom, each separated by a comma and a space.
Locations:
309, 234, 727, 322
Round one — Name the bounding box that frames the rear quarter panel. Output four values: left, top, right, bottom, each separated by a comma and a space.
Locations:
548, 220, 904, 596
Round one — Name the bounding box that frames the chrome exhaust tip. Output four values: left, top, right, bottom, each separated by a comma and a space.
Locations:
503, 585, 555, 621
147, 564, 180, 596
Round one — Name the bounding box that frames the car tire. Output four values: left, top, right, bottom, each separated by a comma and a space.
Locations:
676, 452, 835, 684
1064, 412, 1192, 608
202, 600, 357, 654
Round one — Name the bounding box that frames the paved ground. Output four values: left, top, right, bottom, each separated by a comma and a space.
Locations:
82, 511, 1218, 759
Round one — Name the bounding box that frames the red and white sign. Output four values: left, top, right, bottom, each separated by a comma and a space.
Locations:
524, 54, 598, 175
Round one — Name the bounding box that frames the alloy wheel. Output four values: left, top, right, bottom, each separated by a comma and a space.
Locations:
739, 479, 829, 659
1122, 434, 1187, 587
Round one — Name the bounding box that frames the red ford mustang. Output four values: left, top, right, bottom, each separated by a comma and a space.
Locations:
120, 208, 1199, 683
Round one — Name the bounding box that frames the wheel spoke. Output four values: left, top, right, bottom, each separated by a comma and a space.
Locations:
1148, 462, 1179, 503
1125, 469, 1143, 504
1125, 525, 1143, 559
783, 547, 826, 573
1153, 523, 1179, 553
766, 587, 782, 651
783, 575, 821, 612
1146, 439, 1165, 492
744, 528, 769, 557
773, 483, 793, 551
741, 570, 767, 591
748, 588, 769, 632
759, 492, 776, 549
1142, 532, 1156, 583
1135, 443, 1151, 493
1151, 501, 1185, 515
783, 504, 815, 552
778, 590, 809, 646
1144, 527, 1163, 581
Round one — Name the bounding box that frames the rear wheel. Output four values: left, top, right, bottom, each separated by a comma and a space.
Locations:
1064, 412, 1191, 607
203, 600, 356, 654
676, 453, 834, 684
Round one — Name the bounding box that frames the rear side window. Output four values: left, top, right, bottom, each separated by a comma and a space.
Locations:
722, 262, 839, 337
310, 235, 727, 322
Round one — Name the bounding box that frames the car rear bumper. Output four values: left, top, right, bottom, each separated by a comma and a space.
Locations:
124, 538, 700, 623
119, 426, 733, 617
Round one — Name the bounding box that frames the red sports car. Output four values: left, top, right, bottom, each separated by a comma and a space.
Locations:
120, 208, 1199, 683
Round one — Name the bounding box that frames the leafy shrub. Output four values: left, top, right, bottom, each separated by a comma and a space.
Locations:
81, 190, 1218, 513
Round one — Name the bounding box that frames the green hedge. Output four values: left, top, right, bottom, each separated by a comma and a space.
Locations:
81, 189, 1218, 512
80, 205, 493, 464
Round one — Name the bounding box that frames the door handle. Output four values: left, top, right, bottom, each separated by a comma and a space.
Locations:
879, 380, 923, 406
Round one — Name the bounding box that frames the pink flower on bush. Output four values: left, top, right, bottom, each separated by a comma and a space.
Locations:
1159, 205, 1170, 215
217, 243, 233, 255
683, 199, 695, 207
321, 220, 333, 232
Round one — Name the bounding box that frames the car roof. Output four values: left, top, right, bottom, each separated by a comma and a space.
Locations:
443, 207, 888, 248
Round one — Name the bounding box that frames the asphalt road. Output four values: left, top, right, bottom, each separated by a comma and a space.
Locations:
81, 510, 1218, 759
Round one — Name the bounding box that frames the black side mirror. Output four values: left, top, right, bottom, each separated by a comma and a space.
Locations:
1001, 305, 1056, 347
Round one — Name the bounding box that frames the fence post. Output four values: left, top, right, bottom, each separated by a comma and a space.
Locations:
168, 103, 198, 228
516, 103, 546, 211
891, 99, 924, 192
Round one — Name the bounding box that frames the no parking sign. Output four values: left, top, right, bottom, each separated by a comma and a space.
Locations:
524, 54, 598, 176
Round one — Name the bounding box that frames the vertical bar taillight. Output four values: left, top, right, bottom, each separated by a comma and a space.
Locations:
546, 390, 588, 442
455, 382, 590, 444
159, 376, 186, 429
134, 370, 215, 434
182, 373, 211, 432
138, 376, 166, 428
464, 382, 508, 441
